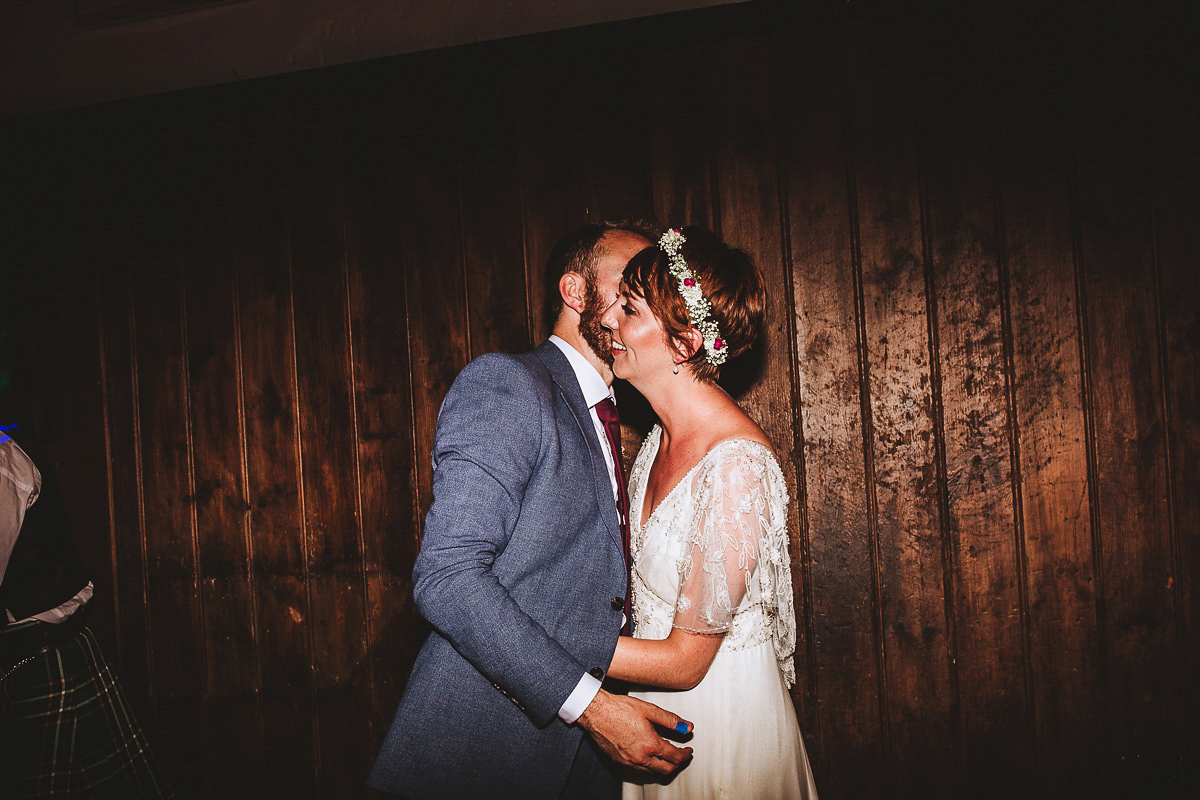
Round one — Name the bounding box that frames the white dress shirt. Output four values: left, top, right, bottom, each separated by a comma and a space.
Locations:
547, 336, 620, 724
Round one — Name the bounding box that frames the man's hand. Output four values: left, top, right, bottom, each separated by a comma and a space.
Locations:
575, 689, 693, 775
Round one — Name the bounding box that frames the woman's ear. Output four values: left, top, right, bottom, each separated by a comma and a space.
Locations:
558, 272, 587, 315
674, 327, 702, 364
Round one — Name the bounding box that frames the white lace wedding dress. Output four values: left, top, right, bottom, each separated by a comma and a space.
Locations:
622, 425, 818, 800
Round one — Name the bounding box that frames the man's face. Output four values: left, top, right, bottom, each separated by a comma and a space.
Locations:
579, 231, 650, 366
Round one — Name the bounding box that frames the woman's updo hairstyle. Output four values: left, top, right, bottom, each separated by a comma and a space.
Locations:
622, 226, 766, 383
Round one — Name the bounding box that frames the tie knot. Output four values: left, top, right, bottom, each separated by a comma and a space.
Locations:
594, 397, 618, 428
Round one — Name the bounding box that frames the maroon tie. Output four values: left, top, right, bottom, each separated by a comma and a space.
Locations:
594, 397, 632, 633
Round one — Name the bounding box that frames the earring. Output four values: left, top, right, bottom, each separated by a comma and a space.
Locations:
673, 364, 680, 374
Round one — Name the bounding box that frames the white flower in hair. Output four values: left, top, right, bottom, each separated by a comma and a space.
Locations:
659, 229, 728, 366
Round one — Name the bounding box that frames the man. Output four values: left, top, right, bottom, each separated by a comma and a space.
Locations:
0, 425, 172, 797
368, 223, 692, 799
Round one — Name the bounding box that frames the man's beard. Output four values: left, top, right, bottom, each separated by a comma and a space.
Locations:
579, 280, 614, 366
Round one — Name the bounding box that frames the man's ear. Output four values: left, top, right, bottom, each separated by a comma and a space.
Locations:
674, 328, 702, 364
559, 272, 587, 315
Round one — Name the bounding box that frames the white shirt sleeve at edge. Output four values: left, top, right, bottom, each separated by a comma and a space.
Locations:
557, 672, 603, 724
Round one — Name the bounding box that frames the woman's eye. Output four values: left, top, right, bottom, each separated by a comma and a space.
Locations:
622, 304, 635, 316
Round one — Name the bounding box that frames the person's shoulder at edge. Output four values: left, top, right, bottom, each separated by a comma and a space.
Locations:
430, 348, 556, 473
440, 349, 552, 413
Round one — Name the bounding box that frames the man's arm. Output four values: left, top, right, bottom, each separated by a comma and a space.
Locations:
411, 355, 591, 726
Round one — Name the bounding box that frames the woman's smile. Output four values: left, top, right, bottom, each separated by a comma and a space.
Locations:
600, 283, 677, 384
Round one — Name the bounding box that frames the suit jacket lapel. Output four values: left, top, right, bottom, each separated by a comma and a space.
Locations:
534, 340, 623, 554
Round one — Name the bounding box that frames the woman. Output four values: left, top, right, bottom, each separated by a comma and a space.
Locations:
600, 227, 818, 800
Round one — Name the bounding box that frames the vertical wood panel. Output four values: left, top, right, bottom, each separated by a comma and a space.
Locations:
178, 106, 251, 578
283, 88, 373, 790
311, 574, 372, 796
573, 48, 655, 228
646, 35, 715, 234
515, 53, 592, 341
338, 80, 426, 750
990, 13, 1105, 791
916, 9, 1029, 793
257, 574, 318, 797
289, 92, 364, 575
233, 91, 318, 794
398, 60, 471, 518
174, 100, 266, 791
848, 9, 955, 793
779, 11, 883, 794
1148, 15, 1200, 775
124, 103, 206, 790
458, 64, 532, 358
236, 95, 307, 577
1070, 15, 1180, 776
92, 110, 154, 706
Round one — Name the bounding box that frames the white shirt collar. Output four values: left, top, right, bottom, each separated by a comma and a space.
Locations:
548, 335, 613, 409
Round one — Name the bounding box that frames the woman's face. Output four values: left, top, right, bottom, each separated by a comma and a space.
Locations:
600, 282, 678, 385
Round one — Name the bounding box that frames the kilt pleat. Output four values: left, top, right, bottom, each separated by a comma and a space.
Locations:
1, 625, 173, 798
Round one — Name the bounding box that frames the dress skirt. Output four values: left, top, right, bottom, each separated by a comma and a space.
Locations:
622, 640, 818, 800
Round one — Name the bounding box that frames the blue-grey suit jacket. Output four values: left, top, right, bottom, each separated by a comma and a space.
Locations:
368, 340, 627, 799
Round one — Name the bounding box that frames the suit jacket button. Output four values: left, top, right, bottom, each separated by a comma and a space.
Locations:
589, 667, 604, 680
611, 596, 624, 611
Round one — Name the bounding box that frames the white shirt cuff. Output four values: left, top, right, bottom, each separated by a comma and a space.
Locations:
557, 672, 603, 724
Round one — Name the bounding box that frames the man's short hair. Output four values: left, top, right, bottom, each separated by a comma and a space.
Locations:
543, 219, 659, 325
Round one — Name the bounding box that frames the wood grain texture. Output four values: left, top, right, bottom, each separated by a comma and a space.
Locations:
91, 110, 154, 704
233, 91, 319, 790
1070, 13, 1181, 782
458, 58, 532, 359
847, 8, 955, 793
287, 90, 364, 576
645, 33, 715, 237
988, 9, 1106, 793
514, 50, 593, 342
234, 92, 307, 578
915, 9, 1028, 793
1147, 10, 1200, 773
397, 59, 471, 517
778, 11, 883, 794
337, 77, 426, 749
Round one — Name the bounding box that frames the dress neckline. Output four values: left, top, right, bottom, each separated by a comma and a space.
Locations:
635, 424, 778, 531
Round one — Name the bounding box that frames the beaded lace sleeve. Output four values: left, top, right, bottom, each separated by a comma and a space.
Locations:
671, 443, 797, 684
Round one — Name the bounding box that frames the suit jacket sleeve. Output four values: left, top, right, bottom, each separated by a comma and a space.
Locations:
412, 354, 589, 727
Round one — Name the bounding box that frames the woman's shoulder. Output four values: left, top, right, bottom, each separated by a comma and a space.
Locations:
701, 406, 775, 459
689, 422, 778, 487
705, 435, 783, 479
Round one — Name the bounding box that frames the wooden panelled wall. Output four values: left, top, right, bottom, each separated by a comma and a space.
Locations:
2, 2, 1197, 797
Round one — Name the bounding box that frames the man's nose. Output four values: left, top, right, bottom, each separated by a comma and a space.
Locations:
600, 300, 618, 329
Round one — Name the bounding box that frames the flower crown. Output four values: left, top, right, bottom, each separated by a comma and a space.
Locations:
660, 229, 728, 366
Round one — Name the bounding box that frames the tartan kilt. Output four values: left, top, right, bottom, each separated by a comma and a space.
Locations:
0, 625, 173, 798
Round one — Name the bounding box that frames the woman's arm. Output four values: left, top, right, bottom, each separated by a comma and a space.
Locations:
607, 629, 724, 690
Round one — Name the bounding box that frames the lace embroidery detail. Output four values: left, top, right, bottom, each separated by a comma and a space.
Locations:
628, 425, 797, 686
